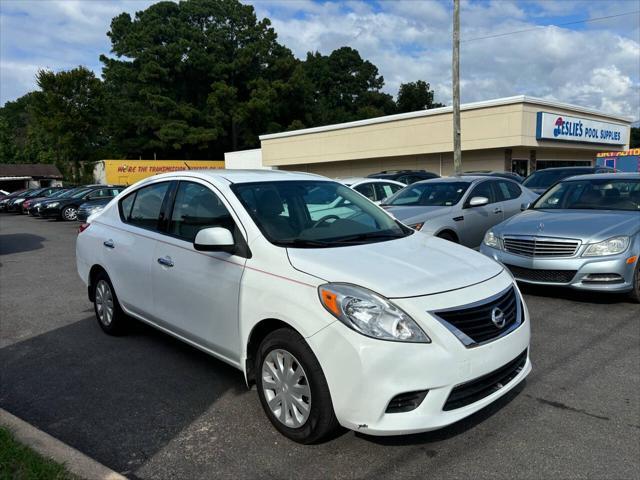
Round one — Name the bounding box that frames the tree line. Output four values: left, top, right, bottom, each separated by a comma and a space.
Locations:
0, 0, 444, 181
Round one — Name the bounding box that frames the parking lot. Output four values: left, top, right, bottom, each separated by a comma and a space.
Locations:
1, 213, 639, 479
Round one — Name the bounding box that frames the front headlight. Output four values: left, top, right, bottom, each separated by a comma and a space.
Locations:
583, 236, 630, 257
33, 202, 41, 208
408, 222, 424, 231
14, 198, 25, 204
48, 202, 60, 208
318, 283, 431, 343
483, 230, 502, 249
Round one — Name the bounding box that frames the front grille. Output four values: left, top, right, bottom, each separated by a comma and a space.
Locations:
503, 236, 579, 257
443, 349, 528, 411
433, 286, 521, 346
505, 264, 576, 284
386, 390, 429, 414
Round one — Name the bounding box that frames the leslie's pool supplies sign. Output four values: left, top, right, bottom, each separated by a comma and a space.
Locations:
536, 112, 628, 145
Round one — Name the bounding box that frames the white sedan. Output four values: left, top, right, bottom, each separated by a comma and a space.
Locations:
337, 177, 405, 204
76, 169, 531, 443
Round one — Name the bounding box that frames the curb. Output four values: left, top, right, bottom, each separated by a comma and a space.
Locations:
0, 408, 127, 480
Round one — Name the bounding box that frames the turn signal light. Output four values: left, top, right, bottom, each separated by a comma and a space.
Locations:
78, 223, 90, 234
627, 256, 638, 265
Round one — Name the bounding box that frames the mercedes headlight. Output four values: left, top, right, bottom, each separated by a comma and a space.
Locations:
483, 230, 502, 249
583, 236, 629, 257
48, 202, 60, 208
318, 283, 430, 343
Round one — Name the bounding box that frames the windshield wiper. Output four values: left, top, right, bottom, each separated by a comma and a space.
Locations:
279, 239, 335, 248
331, 232, 407, 244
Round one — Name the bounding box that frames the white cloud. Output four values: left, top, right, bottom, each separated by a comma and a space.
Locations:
1, 0, 639, 120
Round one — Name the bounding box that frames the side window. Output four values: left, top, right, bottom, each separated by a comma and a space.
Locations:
86, 189, 103, 199
169, 182, 234, 242
396, 175, 410, 184
496, 180, 521, 201
467, 181, 495, 205
354, 183, 376, 201
122, 182, 170, 230
374, 183, 402, 201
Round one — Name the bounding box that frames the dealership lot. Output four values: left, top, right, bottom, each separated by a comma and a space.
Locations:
1, 214, 639, 479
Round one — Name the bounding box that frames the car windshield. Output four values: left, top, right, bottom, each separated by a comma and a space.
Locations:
70, 188, 92, 198
382, 182, 469, 206
533, 178, 640, 211
523, 169, 588, 189
232, 180, 411, 248
24, 189, 45, 198
47, 190, 68, 198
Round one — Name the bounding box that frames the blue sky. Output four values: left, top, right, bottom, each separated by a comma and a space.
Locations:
1, 0, 639, 119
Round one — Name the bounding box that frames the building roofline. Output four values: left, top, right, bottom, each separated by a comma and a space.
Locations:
259, 95, 633, 141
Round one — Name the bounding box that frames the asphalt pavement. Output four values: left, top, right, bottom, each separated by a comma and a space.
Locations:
1, 213, 639, 479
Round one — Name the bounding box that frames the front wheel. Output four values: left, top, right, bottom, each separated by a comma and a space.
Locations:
62, 206, 78, 221
256, 328, 340, 444
437, 231, 458, 243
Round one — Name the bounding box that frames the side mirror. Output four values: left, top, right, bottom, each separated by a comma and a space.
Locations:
194, 227, 235, 253
520, 202, 531, 211
469, 196, 489, 207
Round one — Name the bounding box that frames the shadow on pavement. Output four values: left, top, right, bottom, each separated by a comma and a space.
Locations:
0, 316, 246, 474
0, 233, 46, 255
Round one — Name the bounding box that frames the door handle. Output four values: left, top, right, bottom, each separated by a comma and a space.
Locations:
103, 239, 115, 249
157, 256, 174, 267
493, 208, 503, 214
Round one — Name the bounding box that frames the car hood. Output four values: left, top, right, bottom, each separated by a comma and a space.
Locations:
287, 232, 503, 298
382, 205, 452, 223
496, 209, 640, 242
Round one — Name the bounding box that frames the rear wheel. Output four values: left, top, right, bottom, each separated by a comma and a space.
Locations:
256, 328, 340, 444
62, 206, 78, 221
93, 273, 127, 335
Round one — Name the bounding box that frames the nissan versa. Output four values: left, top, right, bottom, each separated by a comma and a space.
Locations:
76, 170, 531, 443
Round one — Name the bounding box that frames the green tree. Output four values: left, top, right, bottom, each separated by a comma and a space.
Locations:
29, 67, 106, 180
396, 80, 444, 113
101, 0, 297, 159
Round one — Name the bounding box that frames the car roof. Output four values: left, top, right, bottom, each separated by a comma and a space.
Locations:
412, 175, 482, 185
533, 166, 599, 172
141, 169, 327, 185
563, 172, 639, 181
337, 176, 404, 185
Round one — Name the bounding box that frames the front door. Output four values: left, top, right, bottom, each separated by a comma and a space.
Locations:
152, 180, 246, 363
460, 180, 504, 248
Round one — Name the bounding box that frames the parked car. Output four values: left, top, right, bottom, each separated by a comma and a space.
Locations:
382, 176, 539, 248
29, 188, 86, 216
0, 189, 28, 212
20, 187, 65, 214
77, 197, 114, 222
463, 171, 524, 183
481, 173, 640, 301
76, 170, 531, 443
337, 177, 405, 204
522, 166, 616, 195
367, 170, 439, 184
6, 187, 60, 213
25, 188, 71, 215
41, 186, 124, 221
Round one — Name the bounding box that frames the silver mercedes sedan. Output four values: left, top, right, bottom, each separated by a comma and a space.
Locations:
480, 173, 640, 302
382, 176, 539, 249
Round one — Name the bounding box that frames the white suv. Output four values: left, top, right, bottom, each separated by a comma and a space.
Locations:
76, 169, 531, 443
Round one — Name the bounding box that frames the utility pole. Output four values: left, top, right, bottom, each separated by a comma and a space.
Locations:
452, 0, 462, 174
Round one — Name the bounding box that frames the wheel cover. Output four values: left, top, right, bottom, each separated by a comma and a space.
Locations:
95, 280, 114, 326
63, 207, 77, 221
261, 349, 311, 428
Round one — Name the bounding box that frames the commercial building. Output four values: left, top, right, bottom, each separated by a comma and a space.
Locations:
596, 148, 640, 172
256, 96, 632, 178
0, 164, 63, 192
93, 159, 225, 185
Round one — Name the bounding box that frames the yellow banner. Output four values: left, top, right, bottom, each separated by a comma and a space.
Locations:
103, 160, 225, 185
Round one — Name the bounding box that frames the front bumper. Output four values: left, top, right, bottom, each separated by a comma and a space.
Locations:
40, 205, 63, 218
480, 244, 637, 292
307, 271, 531, 435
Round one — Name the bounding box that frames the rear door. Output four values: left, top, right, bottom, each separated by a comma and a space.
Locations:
495, 180, 524, 219
104, 181, 171, 318
459, 180, 503, 248
151, 180, 246, 362
374, 182, 404, 203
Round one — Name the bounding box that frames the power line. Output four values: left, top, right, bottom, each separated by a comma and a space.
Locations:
462, 10, 640, 43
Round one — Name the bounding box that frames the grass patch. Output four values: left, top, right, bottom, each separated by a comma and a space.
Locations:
0, 427, 78, 480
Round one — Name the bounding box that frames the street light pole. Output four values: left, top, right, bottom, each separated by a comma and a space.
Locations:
452, 0, 462, 174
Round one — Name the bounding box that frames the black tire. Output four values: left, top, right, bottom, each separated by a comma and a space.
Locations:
630, 262, 640, 303
61, 205, 78, 221
93, 272, 128, 335
437, 231, 458, 243
255, 328, 340, 444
